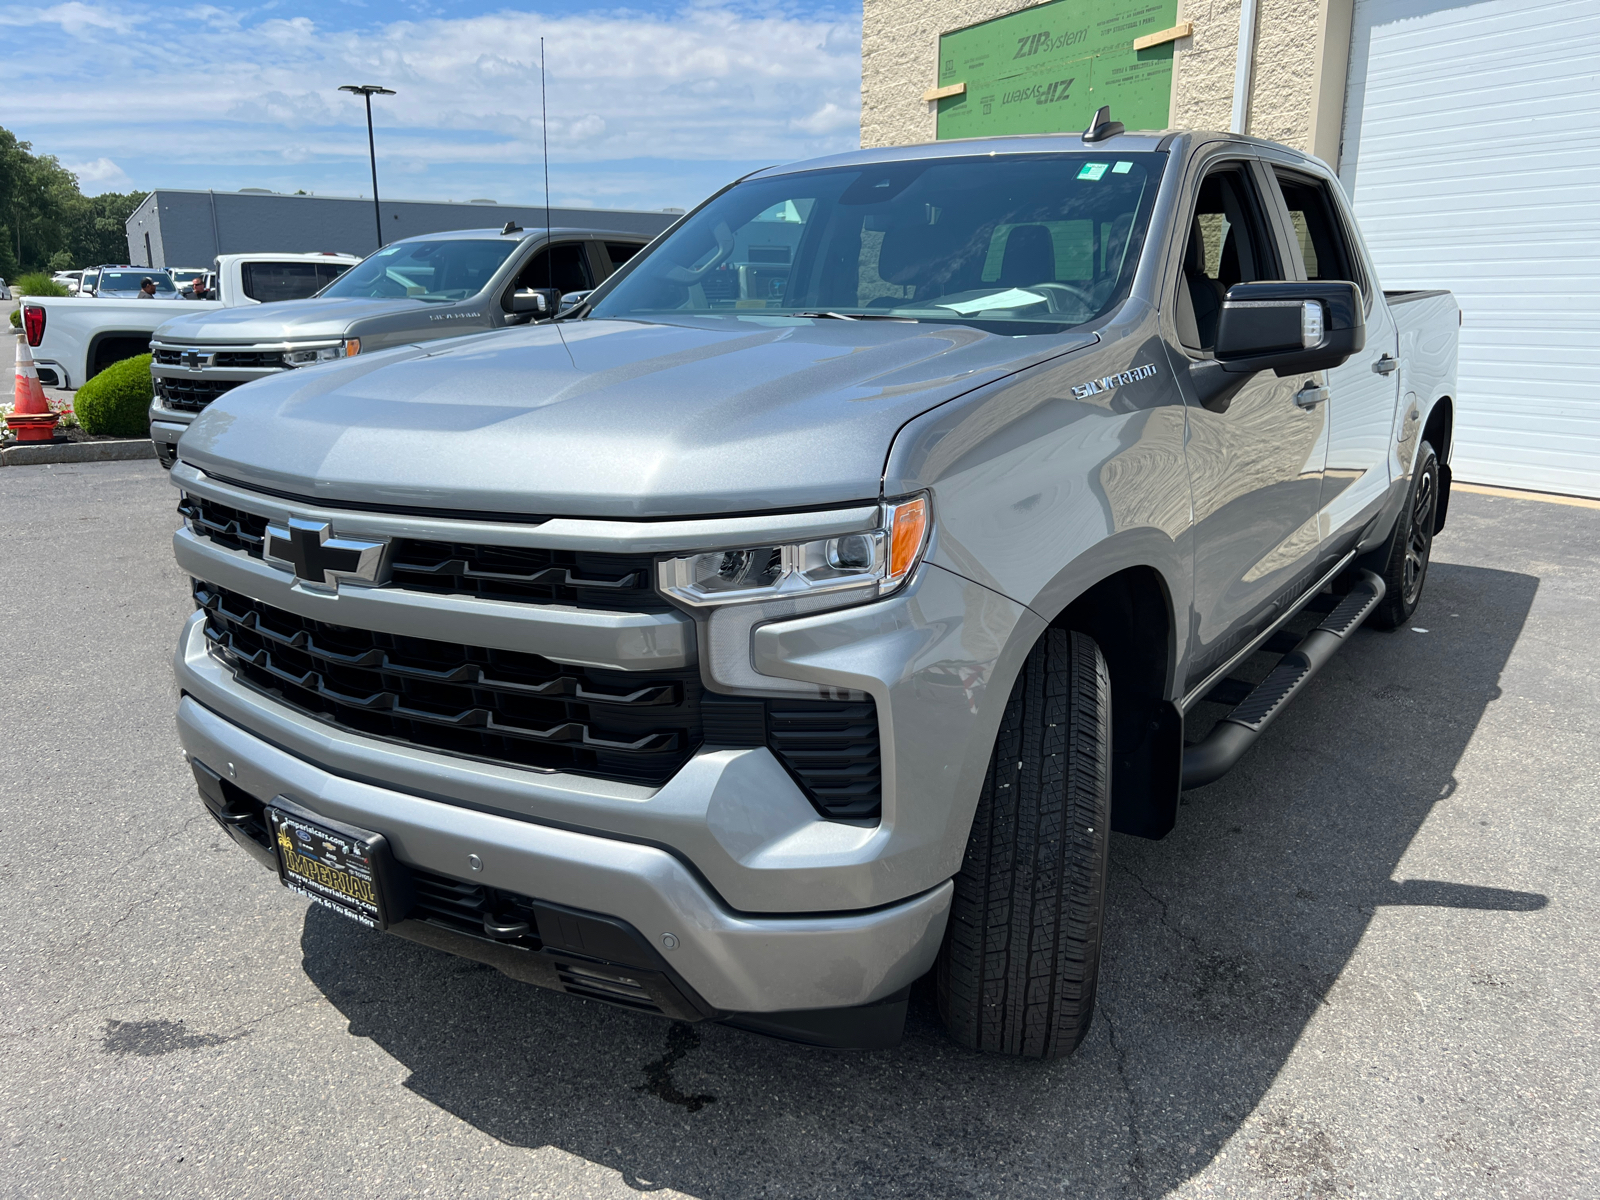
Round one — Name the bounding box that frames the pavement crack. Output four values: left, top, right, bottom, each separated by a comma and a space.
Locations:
1117, 858, 1203, 953
1101, 1004, 1146, 1198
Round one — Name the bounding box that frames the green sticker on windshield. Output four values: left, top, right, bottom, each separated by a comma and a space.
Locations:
1078, 163, 1109, 181
1113, 161, 1133, 174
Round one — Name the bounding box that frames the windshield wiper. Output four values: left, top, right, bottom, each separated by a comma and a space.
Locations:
789, 311, 918, 322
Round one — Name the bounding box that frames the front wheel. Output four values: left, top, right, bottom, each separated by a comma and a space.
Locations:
1367, 441, 1439, 630
936, 628, 1112, 1058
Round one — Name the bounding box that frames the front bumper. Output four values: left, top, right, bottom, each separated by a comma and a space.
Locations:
178, 694, 950, 1017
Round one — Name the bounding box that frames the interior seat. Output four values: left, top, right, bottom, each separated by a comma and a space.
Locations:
997, 224, 1055, 288
1180, 219, 1224, 350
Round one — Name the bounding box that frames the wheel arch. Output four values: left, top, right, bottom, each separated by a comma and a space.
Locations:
85, 330, 154, 382
987, 536, 1184, 841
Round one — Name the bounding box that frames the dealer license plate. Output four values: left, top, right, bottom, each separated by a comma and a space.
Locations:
267, 803, 393, 929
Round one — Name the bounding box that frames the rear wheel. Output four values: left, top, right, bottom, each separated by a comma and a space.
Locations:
1368, 441, 1439, 630
936, 628, 1112, 1058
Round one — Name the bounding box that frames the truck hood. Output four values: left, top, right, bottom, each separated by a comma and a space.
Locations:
153, 297, 430, 343
180, 316, 1097, 518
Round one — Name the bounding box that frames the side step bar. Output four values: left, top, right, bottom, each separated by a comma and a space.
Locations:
1181, 570, 1386, 789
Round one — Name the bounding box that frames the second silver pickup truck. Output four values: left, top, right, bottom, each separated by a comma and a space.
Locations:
148, 220, 672, 466
169, 117, 1457, 1058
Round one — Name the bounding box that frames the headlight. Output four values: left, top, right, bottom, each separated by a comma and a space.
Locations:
283, 339, 360, 367
658, 493, 930, 609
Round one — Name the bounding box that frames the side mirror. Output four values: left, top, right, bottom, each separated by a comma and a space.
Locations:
559, 289, 592, 312
1215, 280, 1365, 375
509, 287, 563, 317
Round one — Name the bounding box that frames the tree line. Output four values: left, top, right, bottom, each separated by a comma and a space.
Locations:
1, 125, 147, 278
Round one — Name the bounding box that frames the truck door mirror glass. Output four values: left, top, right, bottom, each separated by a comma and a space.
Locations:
1213, 280, 1364, 375
559, 290, 592, 311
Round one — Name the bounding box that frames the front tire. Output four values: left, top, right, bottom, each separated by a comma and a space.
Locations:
936, 628, 1112, 1058
1367, 441, 1439, 630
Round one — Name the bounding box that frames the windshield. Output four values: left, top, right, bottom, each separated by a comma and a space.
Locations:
589, 153, 1163, 333
319, 239, 518, 303
169, 270, 204, 285
99, 270, 174, 292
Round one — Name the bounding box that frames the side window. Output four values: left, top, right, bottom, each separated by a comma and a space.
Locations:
603, 242, 642, 277
240, 261, 331, 303
1174, 165, 1279, 353
514, 242, 594, 294
1271, 170, 1362, 291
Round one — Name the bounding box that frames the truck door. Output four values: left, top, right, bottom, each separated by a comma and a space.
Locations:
1171, 156, 1330, 693
1265, 167, 1400, 541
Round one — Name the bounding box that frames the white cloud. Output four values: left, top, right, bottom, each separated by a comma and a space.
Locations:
0, 2, 132, 34
2, 2, 862, 175
62, 157, 132, 188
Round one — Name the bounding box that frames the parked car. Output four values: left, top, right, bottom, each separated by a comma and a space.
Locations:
90, 268, 178, 299
168, 119, 1458, 1057
0, 277, 10, 301
51, 270, 82, 294
16, 252, 361, 389
146, 223, 669, 466
168, 268, 208, 295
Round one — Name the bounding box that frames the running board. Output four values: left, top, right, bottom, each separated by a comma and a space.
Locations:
1181, 570, 1386, 789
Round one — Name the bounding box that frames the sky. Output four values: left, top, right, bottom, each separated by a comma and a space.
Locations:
0, 0, 863, 214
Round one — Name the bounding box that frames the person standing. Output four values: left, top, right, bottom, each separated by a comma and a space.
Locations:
137, 277, 158, 299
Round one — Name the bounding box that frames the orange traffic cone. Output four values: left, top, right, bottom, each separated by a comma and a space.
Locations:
7, 336, 61, 443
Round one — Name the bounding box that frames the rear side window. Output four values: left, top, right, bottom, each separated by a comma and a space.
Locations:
240, 261, 348, 303
1272, 171, 1362, 292
604, 242, 642, 274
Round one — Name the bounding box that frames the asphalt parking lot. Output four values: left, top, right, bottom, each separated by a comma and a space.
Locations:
2, 461, 1596, 1199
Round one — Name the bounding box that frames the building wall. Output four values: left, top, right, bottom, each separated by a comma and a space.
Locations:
124, 192, 679, 270
862, 0, 1350, 167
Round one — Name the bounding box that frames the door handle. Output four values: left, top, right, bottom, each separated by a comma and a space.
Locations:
1373, 354, 1400, 375
1294, 383, 1329, 409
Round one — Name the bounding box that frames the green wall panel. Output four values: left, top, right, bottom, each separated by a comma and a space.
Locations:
936, 0, 1178, 140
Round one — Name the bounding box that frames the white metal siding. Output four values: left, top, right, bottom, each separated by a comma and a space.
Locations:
1341, 0, 1600, 497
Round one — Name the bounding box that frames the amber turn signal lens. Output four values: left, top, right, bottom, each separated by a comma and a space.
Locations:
887, 495, 929, 586
344, 338, 361, 356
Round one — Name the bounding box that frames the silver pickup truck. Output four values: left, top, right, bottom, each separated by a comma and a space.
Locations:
147, 221, 670, 466
169, 118, 1457, 1058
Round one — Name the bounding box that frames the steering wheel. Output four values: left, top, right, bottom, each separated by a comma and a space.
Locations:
1030, 282, 1099, 316
663, 222, 736, 285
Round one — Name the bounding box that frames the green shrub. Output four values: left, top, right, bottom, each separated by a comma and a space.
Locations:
13, 272, 69, 297
75, 353, 154, 437
8, 308, 18, 329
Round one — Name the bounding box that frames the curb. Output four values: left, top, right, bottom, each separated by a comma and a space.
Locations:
1, 439, 156, 467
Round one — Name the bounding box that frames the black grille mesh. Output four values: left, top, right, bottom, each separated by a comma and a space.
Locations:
198, 581, 698, 785
155, 377, 242, 412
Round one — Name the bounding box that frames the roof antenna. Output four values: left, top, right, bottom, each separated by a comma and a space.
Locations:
541, 36, 552, 292
501, 220, 522, 235
1083, 105, 1124, 143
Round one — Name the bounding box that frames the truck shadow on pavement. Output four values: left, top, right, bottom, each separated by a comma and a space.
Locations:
300, 561, 1542, 1200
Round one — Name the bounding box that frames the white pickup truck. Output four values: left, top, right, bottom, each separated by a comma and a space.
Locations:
17, 252, 358, 389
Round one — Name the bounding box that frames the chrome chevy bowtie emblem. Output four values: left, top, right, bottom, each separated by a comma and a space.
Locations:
264, 518, 389, 591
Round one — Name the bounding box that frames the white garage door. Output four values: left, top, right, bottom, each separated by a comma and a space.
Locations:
1340, 0, 1600, 497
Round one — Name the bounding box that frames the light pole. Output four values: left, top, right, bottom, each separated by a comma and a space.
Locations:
339, 84, 396, 249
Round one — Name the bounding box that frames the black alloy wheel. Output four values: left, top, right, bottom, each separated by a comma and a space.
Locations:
1368, 440, 1439, 630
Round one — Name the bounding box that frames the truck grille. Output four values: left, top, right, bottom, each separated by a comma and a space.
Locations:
194, 581, 882, 816
197, 581, 698, 785
155, 377, 243, 413
179, 494, 671, 613
153, 348, 286, 369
